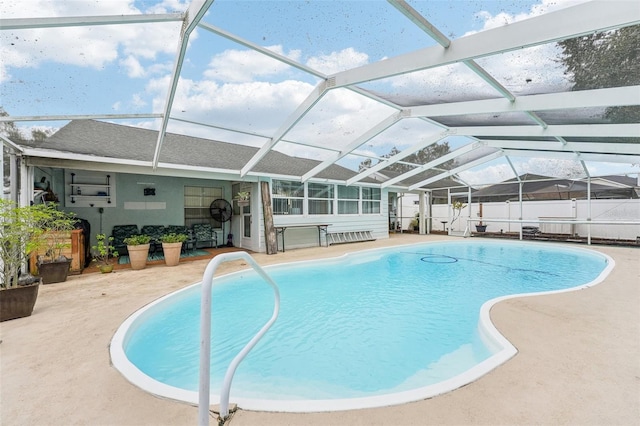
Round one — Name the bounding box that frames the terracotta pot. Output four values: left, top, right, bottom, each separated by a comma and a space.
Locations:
162, 242, 183, 267
37, 258, 71, 284
0, 282, 40, 322
127, 244, 150, 270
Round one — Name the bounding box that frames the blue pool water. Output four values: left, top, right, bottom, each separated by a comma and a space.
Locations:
117, 241, 610, 409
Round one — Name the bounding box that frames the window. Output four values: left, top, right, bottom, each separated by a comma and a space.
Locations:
362, 187, 381, 214
337, 185, 359, 214
271, 181, 382, 216
184, 186, 223, 227
272, 180, 304, 215
308, 183, 334, 215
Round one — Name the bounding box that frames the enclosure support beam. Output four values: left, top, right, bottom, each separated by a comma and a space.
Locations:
241, 81, 329, 177
418, 191, 426, 235
408, 151, 503, 191
0, 13, 183, 30
335, 2, 640, 87
302, 112, 403, 182
152, 0, 214, 170
381, 142, 484, 188
9, 153, 18, 204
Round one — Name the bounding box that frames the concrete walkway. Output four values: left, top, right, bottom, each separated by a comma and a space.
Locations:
1, 234, 638, 425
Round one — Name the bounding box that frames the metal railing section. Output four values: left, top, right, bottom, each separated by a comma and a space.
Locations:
198, 252, 280, 426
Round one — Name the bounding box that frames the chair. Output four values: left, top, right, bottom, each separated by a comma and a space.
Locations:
192, 223, 218, 249
140, 225, 167, 252
166, 225, 196, 253
110, 224, 139, 256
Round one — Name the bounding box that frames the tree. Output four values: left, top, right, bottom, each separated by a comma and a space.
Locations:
358, 158, 373, 172
32, 128, 53, 142
1, 108, 24, 189
1, 108, 54, 188
558, 25, 640, 123
359, 141, 452, 174
0, 107, 24, 141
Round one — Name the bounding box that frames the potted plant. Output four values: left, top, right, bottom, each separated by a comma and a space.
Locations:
92, 234, 118, 273
123, 234, 151, 270
475, 203, 487, 232
160, 233, 188, 267
234, 191, 250, 207
409, 213, 419, 232
475, 223, 488, 232
34, 203, 77, 284
0, 200, 47, 321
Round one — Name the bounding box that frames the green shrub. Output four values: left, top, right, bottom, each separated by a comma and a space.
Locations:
160, 233, 188, 243
92, 234, 118, 265
123, 234, 151, 246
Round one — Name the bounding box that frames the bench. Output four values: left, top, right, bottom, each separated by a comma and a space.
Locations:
327, 231, 375, 245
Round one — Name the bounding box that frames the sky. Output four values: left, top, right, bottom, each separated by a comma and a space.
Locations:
1, 0, 637, 185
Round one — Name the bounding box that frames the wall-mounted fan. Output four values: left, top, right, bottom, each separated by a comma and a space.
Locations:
209, 199, 233, 247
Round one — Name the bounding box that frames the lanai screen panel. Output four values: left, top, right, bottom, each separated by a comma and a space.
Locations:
1, 1, 638, 186
356, 63, 505, 108
203, 1, 442, 70
1, 20, 183, 118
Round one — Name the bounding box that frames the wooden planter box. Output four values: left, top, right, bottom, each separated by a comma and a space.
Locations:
29, 229, 85, 275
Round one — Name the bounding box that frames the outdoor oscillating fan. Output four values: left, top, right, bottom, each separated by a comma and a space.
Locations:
209, 198, 233, 247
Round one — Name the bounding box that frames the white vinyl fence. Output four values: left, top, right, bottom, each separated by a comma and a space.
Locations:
427, 199, 640, 241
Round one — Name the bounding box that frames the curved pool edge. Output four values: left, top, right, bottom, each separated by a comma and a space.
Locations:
109, 240, 615, 413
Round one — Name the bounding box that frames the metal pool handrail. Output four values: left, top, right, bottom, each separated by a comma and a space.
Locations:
198, 252, 281, 426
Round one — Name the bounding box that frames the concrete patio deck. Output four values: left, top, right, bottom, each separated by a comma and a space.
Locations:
1, 234, 638, 425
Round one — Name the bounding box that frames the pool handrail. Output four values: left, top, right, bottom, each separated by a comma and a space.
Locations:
198, 251, 281, 426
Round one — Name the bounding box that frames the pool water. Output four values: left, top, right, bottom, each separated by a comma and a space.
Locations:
117, 241, 610, 410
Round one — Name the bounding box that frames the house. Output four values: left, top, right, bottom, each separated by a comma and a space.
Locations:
7, 120, 392, 254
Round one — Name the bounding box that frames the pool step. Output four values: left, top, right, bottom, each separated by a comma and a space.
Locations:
327, 231, 375, 245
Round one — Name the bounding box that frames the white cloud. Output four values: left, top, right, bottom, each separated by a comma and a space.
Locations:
120, 56, 146, 78
283, 89, 396, 155
143, 0, 189, 14
0, 0, 184, 83
144, 74, 315, 134
131, 94, 147, 108
305, 48, 369, 75
204, 45, 301, 83
135, 41, 386, 160
140, 64, 400, 161
470, 0, 590, 33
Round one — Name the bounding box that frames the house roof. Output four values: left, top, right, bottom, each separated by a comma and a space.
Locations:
21, 119, 382, 185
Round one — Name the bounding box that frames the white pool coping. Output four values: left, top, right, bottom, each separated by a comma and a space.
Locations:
109, 240, 615, 413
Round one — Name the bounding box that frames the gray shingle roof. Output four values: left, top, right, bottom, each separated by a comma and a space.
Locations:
25, 120, 377, 183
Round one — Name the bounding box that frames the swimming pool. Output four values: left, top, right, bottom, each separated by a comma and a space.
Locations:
110, 240, 613, 412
